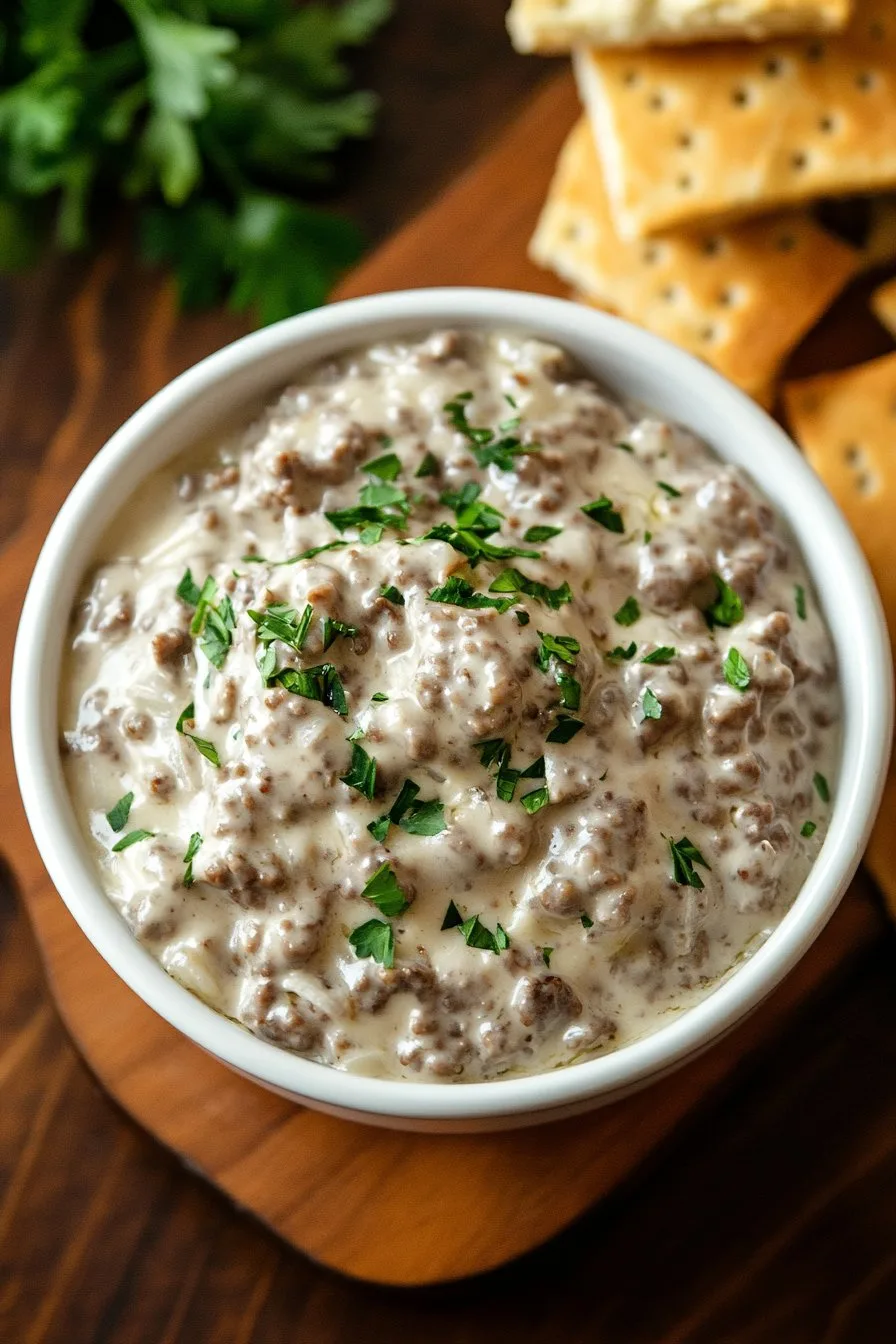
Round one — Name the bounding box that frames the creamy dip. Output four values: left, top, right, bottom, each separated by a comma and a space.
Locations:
61, 329, 839, 1082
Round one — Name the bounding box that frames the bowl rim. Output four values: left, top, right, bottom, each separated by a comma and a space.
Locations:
12, 286, 893, 1124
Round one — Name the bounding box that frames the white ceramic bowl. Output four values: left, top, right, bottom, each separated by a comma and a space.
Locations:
12, 288, 893, 1133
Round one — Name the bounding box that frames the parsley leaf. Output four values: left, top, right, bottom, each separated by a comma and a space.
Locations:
606, 642, 636, 662
111, 828, 154, 854
642, 646, 676, 665
523, 524, 562, 543
176, 569, 201, 605
321, 616, 359, 651
668, 836, 711, 889
801, 820, 817, 838
580, 914, 594, 929
442, 394, 538, 472
541, 947, 553, 968
106, 791, 134, 834
363, 452, 402, 481
535, 631, 580, 670
272, 663, 347, 715
448, 909, 511, 954
361, 862, 410, 917
703, 574, 744, 629
428, 576, 514, 613
340, 740, 377, 799
415, 451, 439, 478
241, 541, 347, 566
813, 772, 831, 803
249, 603, 314, 653
175, 702, 220, 766
546, 716, 584, 744
182, 831, 203, 887
795, 584, 807, 620
614, 596, 640, 626
723, 647, 751, 691
488, 568, 572, 610
348, 918, 394, 968
379, 584, 404, 605
520, 785, 550, 814
582, 495, 624, 533
441, 900, 464, 930
657, 480, 681, 498
641, 687, 662, 720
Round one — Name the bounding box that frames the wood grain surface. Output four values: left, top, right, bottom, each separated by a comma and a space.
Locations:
3, 4, 896, 1337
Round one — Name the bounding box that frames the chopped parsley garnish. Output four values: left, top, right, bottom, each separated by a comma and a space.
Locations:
361, 862, 410, 917
606, 642, 637, 662
182, 832, 203, 887
703, 574, 744, 629
582, 495, 624, 533
442, 393, 539, 472
813, 772, 830, 803
428, 576, 515, 613
241, 541, 347, 566
371, 692, 389, 702
641, 687, 662, 721
546, 715, 584, 744
642, 646, 676, 665
349, 918, 394, 968
535, 631, 580, 670
521, 785, 550, 814
520, 755, 546, 779
177, 572, 236, 669
580, 914, 594, 929
476, 739, 507, 769
249, 602, 314, 654
440, 482, 504, 537
369, 779, 447, 840
415, 451, 439, 478
644, 531, 653, 544
379, 584, 404, 606
105, 791, 134, 834
111, 828, 154, 853
420, 522, 540, 567
801, 820, 817, 838
363, 452, 402, 481
175, 703, 221, 767
668, 836, 711, 890
441, 901, 510, 954
272, 664, 347, 715
795, 584, 807, 620
541, 947, 553, 968
657, 480, 681, 498
176, 569, 202, 605
488, 568, 572, 610
325, 480, 410, 541
616, 441, 635, 453
515, 609, 530, 626
614, 596, 640, 626
523, 524, 562, 543
723, 647, 751, 691
340, 741, 377, 800
321, 617, 359, 652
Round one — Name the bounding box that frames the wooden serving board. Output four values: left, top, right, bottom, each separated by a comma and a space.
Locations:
0, 72, 887, 1286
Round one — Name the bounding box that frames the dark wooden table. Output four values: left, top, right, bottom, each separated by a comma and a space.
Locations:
3, 5, 896, 1339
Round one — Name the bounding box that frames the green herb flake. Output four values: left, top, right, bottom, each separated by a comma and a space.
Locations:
321, 616, 359, 652
442, 394, 538, 472
614, 596, 641, 627
641, 687, 662, 721
546, 715, 584, 744
541, 946, 553, 968
361, 862, 410, 917
801, 820, 817, 838
447, 908, 511, 955
367, 814, 390, 843
441, 900, 464, 931
606, 642, 637, 662
400, 798, 446, 837
105, 791, 134, 834
535, 631, 580, 670
176, 569, 201, 605
111, 828, 154, 854
364, 451, 402, 481
657, 480, 682, 498
379, 584, 405, 606
272, 663, 347, 716
668, 835, 711, 890
520, 755, 546, 780
723, 647, 751, 691
371, 691, 389, 703
523, 525, 563, 543
580, 914, 594, 929
703, 574, 744, 630
241, 541, 347, 566
348, 919, 394, 969
340, 741, 377, 800
515, 609, 530, 626
488, 567, 572, 610
520, 785, 550, 815
428, 576, 514, 613
582, 495, 624, 533
415, 451, 439, 478
813, 772, 830, 804
249, 602, 314, 654
616, 441, 635, 453
182, 831, 203, 887
642, 646, 676, 665
795, 584, 807, 620
175, 702, 221, 767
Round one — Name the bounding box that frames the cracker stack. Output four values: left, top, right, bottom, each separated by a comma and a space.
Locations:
511, 0, 896, 911
511, 0, 896, 399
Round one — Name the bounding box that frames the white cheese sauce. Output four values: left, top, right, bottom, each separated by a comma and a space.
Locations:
61, 329, 840, 1081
